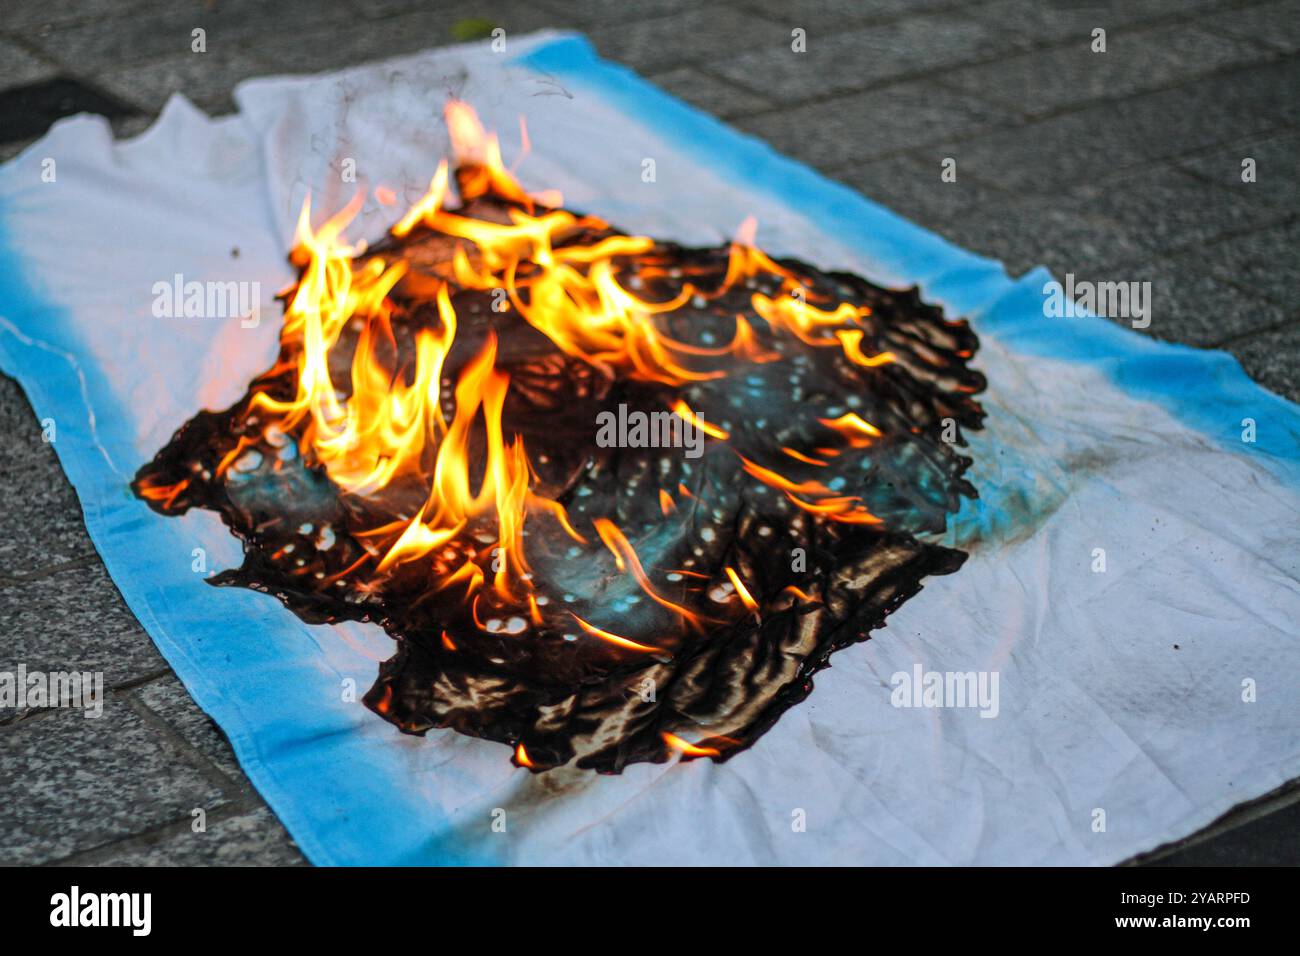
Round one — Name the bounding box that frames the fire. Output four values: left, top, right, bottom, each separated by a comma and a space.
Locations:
818, 412, 883, 447
593, 518, 702, 626
671, 399, 730, 440
382, 103, 893, 388
662, 732, 722, 758
570, 613, 660, 653
136, 476, 190, 508
224, 98, 897, 647
723, 566, 760, 618
371, 331, 535, 605
725, 217, 895, 371
737, 453, 883, 525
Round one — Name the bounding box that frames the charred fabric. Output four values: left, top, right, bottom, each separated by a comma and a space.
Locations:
134, 103, 986, 774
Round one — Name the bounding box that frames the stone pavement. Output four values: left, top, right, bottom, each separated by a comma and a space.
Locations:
1, 0, 1297, 865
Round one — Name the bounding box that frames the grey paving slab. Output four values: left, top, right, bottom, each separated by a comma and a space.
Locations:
1149, 793, 1300, 865
0, 560, 167, 719
0, 366, 59, 437
711, 11, 1027, 106
347, 0, 535, 17
951, 160, 1286, 279
938, 22, 1272, 120
26, 0, 359, 72
962, 0, 1232, 45
1074, 259, 1289, 348
737, 0, 968, 31
238, 3, 562, 77
1179, 128, 1300, 213
1184, 218, 1300, 307
1, 0, 173, 34
88, 802, 305, 866
132, 674, 245, 785
1227, 55, 1300, 126
585, 6, 785, 75
1228, 323, 1300, 403
94, 47, 267, 116
941, 195, 1153, 278
941, 66, 1292, 194
0, 379, 97, 573
645, 66, 775, 119
836, 153, 1012, 230
536, 0, 698, 25
0, 37, 58, 93
737, 78, 1016, 170
1068, 164, 1283, 259
0, 695, 226, 865
1199, 0, 1300, 53
951, 201, 1144, 277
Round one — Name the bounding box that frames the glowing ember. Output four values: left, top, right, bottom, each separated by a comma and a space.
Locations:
134, 100, 985, 773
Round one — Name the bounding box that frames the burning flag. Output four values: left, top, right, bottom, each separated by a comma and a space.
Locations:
5, 35, 1297, 866
133, 101, 986, 773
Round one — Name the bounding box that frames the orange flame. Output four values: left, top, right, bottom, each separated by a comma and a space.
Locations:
671, 399, 729, 441
224, 98, 896, 644
724, 566, 760, 618
386, 105, 899, 387
662, 732, 721, 758
593, 518, 702, 626
514, 742, 535, 768
818, 412, 883, 448
570, 613, 661, 653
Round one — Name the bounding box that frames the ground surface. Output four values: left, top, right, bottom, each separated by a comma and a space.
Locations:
0, 0, 1297, 866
